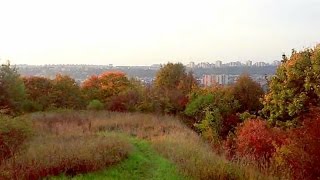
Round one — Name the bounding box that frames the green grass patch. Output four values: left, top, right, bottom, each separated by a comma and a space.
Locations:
52, 134, 185, 180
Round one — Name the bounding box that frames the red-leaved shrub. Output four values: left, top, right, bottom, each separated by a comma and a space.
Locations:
221, 114, 241, 138
273, 108, 320, 179
234, 119, 285, 164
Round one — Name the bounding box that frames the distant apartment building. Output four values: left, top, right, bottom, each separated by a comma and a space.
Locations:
246, 60, 252, 66
198, 62, 212, 68
186, 62, 196, 68
226, 61, 242, 67
201, 74, 229, 87
215, 60, 222, 67
202, 74, 217, 87
253, 62, 268, 67
216, 74, 229, 85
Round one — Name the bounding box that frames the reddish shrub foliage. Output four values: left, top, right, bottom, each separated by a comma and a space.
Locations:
274, 108, 320, 180
234, 119, 285, 164
221, 114, 241, 138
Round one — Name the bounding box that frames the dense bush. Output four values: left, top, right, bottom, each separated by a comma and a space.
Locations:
273, 108, 320, 179
87, 99, 104, 110
22, 100, 44, 112
107, 89, 143, 112
188, 87, 239, 143
185, 93, 214, 119
0, 116, 32, 162
233, 119, 286, 165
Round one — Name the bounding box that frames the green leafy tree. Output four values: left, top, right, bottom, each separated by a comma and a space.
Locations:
0, 61, 26, 114
262, 45, 320, 126
185, 93, 214, 120
186, 87, 239, 142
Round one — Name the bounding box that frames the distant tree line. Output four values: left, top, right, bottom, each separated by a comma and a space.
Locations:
17, 64, 277, 80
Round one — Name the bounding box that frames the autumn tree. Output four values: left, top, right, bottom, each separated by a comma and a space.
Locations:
23, 76, 54, 111
136, 85, 159, 113
81, 75, 101, 101
0, 61, 26, 114
50, 74, 84, 109
98, 71, 131, 100
82, 71, 134, 110
107, 78, 145, 112
154, 63, 197, 114
232, 74, 264, 113
262, 45, 320, 126
155, 63, 196, 92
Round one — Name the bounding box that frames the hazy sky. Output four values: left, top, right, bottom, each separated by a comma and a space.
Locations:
0, 0, 319, 66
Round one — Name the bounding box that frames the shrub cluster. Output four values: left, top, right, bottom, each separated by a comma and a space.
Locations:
0, 115, 32, 163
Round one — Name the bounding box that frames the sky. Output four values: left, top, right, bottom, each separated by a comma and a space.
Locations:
0, 0, 319, 66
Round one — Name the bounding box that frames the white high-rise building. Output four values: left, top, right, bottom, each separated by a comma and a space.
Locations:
253, 62, 268, 67
186, 62, 196, 68
246, 60, 252, 66
215, 60, 222, 67
216, 74, 229, 85
202, 74, 217, 87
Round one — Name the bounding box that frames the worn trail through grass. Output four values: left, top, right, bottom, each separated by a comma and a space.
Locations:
54, 135, 185, 180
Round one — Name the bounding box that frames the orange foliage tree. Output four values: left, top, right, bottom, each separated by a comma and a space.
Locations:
81, 75, 101, 101
82, 71, 133, 110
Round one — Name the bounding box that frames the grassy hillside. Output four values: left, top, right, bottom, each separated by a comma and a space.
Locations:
1, 111, 275, 179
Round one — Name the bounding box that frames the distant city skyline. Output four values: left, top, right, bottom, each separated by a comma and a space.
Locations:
0, 0, 319, 66
10, 59, 278, 67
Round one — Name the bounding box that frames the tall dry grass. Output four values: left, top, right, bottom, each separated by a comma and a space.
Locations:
0, 111, 133, 180
25, 111, 277, 180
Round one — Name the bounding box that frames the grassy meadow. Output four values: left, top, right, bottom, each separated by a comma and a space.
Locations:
0, 110, 278, 180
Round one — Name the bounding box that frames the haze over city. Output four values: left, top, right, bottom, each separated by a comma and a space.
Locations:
0, 0, 319, 66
